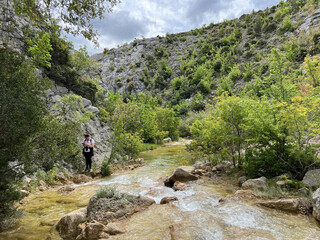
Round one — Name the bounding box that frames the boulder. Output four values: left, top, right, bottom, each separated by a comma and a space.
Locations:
87, 193, 155, 224
257, 199, 300, 213
56, 208, 87, 240
103, 222, 126, 235
312, 188, 320, 221
73, 174, 92, 184
237, 176, 247, 187
215, 161, 232, 172
163, 137, 172, 143
242, 177, 267, 190
302, 169, 320, 187
160, 196, 178, 204
173, 181, 187, 191
164, 166, 198, 187
76, 221, 105, 240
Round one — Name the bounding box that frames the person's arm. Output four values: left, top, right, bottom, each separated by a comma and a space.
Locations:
88, 139, 95, 148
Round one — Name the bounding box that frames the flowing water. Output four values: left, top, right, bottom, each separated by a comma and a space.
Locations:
1, 140, 320, 240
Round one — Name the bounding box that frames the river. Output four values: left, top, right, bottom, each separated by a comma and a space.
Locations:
1, 140, 320, 239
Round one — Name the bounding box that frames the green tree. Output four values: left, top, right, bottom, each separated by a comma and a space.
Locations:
13, 0, 120, 44
27, 32, 53, 68
0, 48, 48, 230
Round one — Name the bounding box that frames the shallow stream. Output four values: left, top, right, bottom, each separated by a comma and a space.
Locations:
1, 141, 320, 240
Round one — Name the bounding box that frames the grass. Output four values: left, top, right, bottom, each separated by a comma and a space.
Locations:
138, 143, 162, 152
96, 186, 121, 199
254, 186, 286, 199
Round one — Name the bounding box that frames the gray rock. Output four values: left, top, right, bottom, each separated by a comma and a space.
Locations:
51, 95, 61, 103
85, 106, 99, 114
237, 176, 247, 187
164, 166, 198, 187
302, 169, 320, 187
82, 98, 92, 108
216, 161, 232, 171
56, 208, 87, 240
242, 177, 267, 190
87, 194, 155, 224
276, 181, 286, 188
312, 188, 320, 221
22, 176, 32, 185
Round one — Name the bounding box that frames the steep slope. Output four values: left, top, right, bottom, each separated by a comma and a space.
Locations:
92, 1, 320, 108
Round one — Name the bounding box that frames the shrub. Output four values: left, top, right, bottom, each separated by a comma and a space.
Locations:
109, 65, 115, 71
96, 186, 120, 199
101, 159, 112, 176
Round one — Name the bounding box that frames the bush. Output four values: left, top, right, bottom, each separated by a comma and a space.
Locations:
101, 159, 112, 176
96, 186, 120, 199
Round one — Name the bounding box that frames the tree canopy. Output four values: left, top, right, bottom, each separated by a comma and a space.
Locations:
13, 0, 120, 44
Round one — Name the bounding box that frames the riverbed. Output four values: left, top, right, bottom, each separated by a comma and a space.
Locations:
1, 141, 320, 240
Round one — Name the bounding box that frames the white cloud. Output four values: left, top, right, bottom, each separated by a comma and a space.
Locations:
65, 0, 280, 55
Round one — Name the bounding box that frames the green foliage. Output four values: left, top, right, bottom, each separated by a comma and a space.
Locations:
99, 92, 179, 160
155, 46, 169, 58
46, 31, 98, 103
274, 0, 291, 21
71, 46, 98, 73
190, 96, 249, 167
0, 48, 82, 229
96, 186, 120, 199
27, 32, 53, 68
101, 159, 112, 176
14, 0, 120, 44
279, 16, 293, 33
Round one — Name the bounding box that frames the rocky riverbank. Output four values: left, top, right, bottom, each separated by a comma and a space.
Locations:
53, 160, 320, 240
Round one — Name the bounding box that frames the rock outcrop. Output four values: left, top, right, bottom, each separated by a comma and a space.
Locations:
87, 193, 155, 224
46, 83, 112, 166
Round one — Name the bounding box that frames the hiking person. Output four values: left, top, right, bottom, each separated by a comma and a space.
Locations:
82, 134, 95, 172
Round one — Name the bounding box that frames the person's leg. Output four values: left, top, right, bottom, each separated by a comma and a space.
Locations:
85, 155, 90, 171
88, 156, 92, 172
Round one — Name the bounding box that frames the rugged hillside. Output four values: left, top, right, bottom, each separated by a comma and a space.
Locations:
92, 0, 320, 108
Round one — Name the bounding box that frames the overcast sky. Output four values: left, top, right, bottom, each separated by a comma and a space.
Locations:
65, 0, 280, 55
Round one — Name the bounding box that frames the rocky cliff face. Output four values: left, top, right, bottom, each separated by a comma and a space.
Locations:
91, 33, 203, 93
45, 83, 112, 164
91, 4, 320, 97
